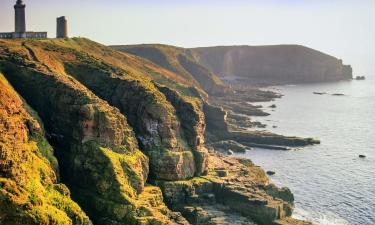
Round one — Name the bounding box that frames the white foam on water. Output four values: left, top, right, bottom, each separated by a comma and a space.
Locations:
293, 207, 350, 225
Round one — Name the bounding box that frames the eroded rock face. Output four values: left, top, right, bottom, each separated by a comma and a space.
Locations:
203, 103, 229, 133
0, 73, 91, 225
157, 85, 209, 176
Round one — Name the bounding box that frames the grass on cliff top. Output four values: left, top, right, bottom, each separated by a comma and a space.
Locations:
23, 38, 203, 95
113, 44, 225, 88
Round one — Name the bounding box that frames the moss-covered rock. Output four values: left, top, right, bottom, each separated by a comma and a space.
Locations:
0, 73, 91, 225
0, 42, 149, 223
0, 39, 198, 225
21, 38, 207, 181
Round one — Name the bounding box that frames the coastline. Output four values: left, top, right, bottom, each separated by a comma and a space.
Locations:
233, 78, 374, 225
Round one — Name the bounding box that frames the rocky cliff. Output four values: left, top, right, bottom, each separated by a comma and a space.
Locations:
0, 38, 313, 225
0, 72, 90, 224
192, 45, 352, 85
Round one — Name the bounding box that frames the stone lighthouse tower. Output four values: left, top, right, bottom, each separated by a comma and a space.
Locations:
14, 0, 26, 38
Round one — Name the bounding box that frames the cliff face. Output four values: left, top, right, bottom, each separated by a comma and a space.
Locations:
191, 45, 352, 84
0, 73, 90, 225
0, 39, 191, 224
0, 38, 312, 225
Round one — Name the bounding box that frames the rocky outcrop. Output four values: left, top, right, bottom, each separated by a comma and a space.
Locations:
204, 86, 320, 149
203, 103, 229, 133
63, 54, 206, 181
156, 155, 310, 225
157, 85, 209, 176
192, 45, 353, 85
209, 140, 249, 153
0, 73, 90, 225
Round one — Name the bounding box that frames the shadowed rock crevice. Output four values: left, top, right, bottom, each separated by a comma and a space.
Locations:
156, 85, 209, 176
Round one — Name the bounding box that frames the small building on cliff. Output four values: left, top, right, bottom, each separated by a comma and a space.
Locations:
56, 16, 68, 38
0, 0, 68, 39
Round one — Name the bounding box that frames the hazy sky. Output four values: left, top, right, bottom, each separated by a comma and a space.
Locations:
0, 0, 374, 76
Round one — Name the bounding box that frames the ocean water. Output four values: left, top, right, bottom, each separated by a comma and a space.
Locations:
238, 77, 375, 225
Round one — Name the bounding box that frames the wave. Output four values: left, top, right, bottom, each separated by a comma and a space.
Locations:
293, 207, 350, 225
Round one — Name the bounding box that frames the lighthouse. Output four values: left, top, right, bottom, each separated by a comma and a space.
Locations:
14, 0, 26, 38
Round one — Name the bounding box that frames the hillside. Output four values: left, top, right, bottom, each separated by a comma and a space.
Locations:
113, 44, 352, 86
0, 38, 314, 225
112, 44, 227, 95
192, 45, 353, 85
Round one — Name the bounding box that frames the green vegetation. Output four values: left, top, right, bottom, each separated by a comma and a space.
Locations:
112, 44, 227, 95
0, 73, 90, 225
0, 38, 207, 224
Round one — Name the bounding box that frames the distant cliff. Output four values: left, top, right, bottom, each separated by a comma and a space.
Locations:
191, 45, 353, 85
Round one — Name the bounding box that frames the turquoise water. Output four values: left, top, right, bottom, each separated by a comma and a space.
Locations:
238, 78, 375, 225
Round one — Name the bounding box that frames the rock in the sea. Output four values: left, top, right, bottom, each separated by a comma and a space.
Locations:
313, 92, 327, 95
269, 104, 277, 108
210, 140, 249, 153
359, 155, 366, 158
267, 171, 276, 176
354, 76, 366, 80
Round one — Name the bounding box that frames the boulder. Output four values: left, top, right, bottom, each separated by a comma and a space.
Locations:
267, 171, 276, 176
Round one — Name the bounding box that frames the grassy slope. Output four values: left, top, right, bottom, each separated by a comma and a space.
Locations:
54, 38, 204, 98
112, 44, 227, 95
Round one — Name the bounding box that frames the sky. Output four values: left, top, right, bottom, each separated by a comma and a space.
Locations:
0, 0, 374, 76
